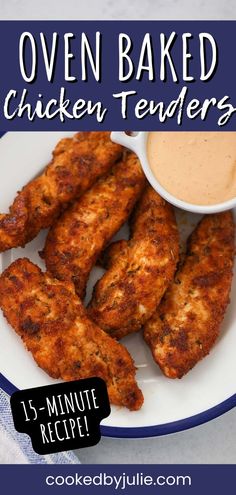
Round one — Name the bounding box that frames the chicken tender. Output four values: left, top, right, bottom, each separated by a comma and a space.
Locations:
0, 258, 143, 410
88, 187, 179, 339
144, 212, 235, 378
43, 153, 145, 299
0, 132, 122, 252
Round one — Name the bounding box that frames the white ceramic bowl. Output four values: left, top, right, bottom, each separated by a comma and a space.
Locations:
111, 131, 236, 214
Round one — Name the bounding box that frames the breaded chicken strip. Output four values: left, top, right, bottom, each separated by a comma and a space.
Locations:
144, 212, 235, 378
0, 258, 143, 410
88, 187, 179, 339
43, 153, 145, 299
0, 132, 122, 252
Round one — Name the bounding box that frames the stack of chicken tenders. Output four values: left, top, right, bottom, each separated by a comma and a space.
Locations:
0, 132, 234, 411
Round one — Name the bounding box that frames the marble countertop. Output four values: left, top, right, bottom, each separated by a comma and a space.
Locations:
1, 0, 236, 20
0, 0, 235, 464
78, 408, 236, 464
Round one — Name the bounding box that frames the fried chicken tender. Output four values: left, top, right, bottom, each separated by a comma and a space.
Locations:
144, 212, 235, 379
0, 132, 122, 252
43, 153, 145, 299
0, 258, 143, 410
88, 187, 179, 339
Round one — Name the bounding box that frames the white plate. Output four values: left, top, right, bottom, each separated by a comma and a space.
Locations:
0, 132, 235, 438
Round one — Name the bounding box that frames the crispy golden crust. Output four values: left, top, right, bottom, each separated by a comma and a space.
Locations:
144, 212, 235, 378
0, 258, 143, 410
0, 132, 122, 252
88, 187, 179, 339
43, 153, 145, 299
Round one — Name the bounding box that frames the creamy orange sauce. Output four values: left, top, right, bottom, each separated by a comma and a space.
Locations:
147, 132, 236, 205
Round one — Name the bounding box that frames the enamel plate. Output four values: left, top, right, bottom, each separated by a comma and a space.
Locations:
0, 132, 235, 438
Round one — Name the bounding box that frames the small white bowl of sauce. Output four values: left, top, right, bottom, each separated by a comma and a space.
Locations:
110, 131, 236, 214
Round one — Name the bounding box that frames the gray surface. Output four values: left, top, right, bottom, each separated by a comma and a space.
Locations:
0, 0, 236, 20
77, 408, 236, 464
1, 0, 235, 465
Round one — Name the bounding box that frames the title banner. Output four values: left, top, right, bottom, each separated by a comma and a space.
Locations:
0, 21, 236, 130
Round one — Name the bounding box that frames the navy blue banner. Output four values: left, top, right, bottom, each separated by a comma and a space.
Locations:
0, 21, 236, 130
0, 464, 235, 494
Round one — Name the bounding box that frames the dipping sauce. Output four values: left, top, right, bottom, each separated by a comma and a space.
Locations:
147, 132, 236, 205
